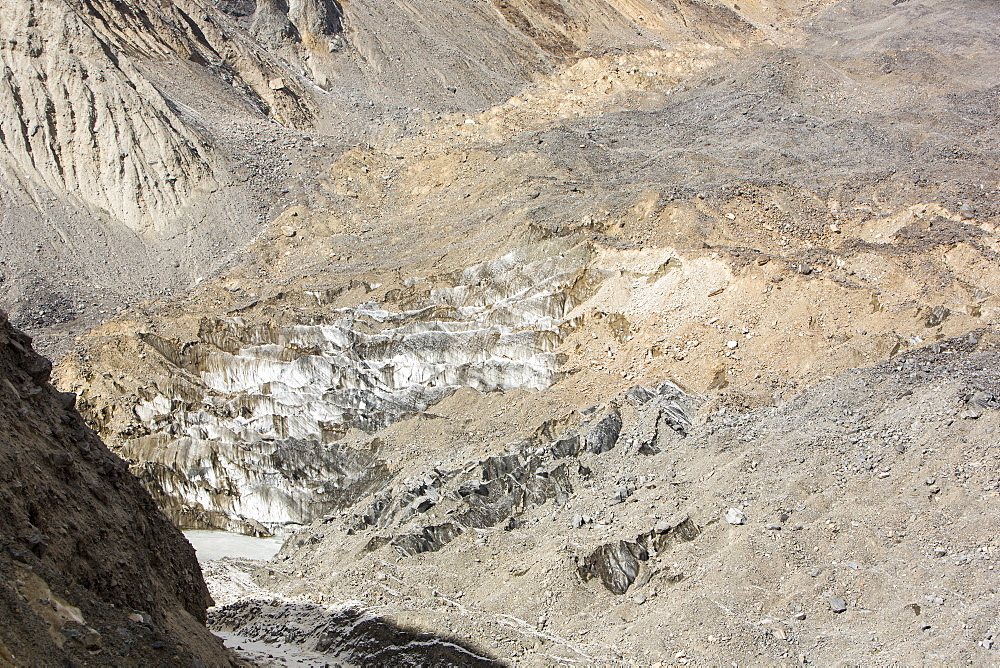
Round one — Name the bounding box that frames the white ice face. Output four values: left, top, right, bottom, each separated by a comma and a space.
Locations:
126, 250, 587, 532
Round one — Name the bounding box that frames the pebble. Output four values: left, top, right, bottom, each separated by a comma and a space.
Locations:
82, 628, 102, 650
725, 508, 746, 525
766, 523, 782, 530
933, 546, 948, 558
828, 597, 847, 614
655, 513, 689, 534
726, 340, 739, 349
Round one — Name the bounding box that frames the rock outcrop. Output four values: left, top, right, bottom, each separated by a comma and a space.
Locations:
0, 310, 232, 665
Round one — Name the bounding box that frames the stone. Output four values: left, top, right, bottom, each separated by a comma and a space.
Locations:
924, 305, 950, 327
724, 508, 745, 525
412, 496, 435, 512
971, 391, 994, 407
828, 597, 847, 614
726, 340, 739, 349
583, 408, 622, 454
933, 546, 947, 558
280, 225, 297, 237
577, 540, 649, 594
766, 523, 782, 530
655, 513, 689, 534
129, 610, 153, 627
81, 627, 102, 650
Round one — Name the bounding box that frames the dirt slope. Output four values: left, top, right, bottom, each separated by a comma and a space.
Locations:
0, 310, 233, 666
215, 330, 1000, 665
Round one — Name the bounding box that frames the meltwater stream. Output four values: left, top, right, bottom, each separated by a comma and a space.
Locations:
184, 530, 284, 563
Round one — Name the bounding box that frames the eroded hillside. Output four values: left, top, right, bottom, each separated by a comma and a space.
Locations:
0, 0, 783, 356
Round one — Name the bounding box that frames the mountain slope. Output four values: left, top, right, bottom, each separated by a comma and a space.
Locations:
0, 309, 233, 665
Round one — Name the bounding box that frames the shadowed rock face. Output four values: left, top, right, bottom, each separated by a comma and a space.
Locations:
0, 310, 232, 665
211, 599, 504, 666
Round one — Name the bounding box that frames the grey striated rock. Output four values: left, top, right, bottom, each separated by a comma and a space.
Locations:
582, 405, 623, 454
630, 381, 695, 455
578, 540, 649, 595
578, 516, 700, 594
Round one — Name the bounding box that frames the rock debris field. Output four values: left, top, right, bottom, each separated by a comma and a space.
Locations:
1, 0, 1000, 664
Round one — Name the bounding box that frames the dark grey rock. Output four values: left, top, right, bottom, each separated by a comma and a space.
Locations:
577, 540, 649, 595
